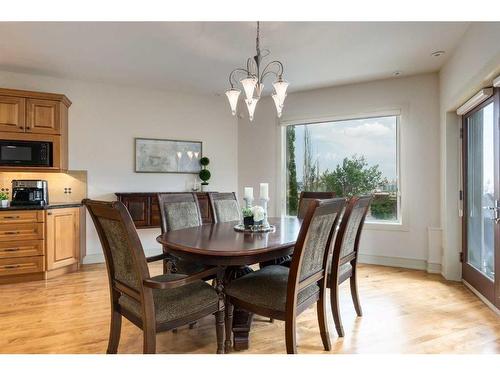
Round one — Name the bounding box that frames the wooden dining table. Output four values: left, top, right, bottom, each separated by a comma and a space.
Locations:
156, 216, 301, 351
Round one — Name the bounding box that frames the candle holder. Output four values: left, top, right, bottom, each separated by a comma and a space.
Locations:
260, 197, 269, 228
243, 197, 253, 209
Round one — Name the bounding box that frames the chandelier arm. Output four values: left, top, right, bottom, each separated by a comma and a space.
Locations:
260, 60, 284, 82
229, 68, 251, 87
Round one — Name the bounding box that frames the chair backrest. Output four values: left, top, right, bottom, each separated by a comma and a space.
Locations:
288, 198, 346, 301
208, 192, 242, 223
297, 191, 336, 219
157, 193, 203, 234
330, 195, 373, 278
83, 199, 150, 301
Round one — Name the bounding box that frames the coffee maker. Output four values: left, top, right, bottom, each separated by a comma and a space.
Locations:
11, 180, 49, 206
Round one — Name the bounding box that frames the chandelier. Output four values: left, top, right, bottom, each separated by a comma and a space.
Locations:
225, 21, 289, 121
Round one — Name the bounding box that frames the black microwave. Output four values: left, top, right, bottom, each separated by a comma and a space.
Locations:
0, 140, 53, 167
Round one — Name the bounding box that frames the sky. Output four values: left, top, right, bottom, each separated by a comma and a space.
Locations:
291, 115, 398, 182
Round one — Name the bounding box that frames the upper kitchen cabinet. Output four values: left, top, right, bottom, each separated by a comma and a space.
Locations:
0, 88, 71, 172
0, 88, 71, 136
0, 96, 26, 133
27, 99, 61, 134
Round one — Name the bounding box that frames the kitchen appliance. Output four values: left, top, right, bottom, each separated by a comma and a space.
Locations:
11, 180, 49, 206
0, 139, 52, 167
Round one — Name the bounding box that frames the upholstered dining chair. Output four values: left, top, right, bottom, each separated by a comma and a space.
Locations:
157, 193, 209, 275
83, 199, 225, 354
297, 191, 336, 219
225, 198, 346, 354
208, 192, 242, 223
328, 195, 373, 337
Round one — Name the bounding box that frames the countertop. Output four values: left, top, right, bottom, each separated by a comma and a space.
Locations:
0, 202, 83, 211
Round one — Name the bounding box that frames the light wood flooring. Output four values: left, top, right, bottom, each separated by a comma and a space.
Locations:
0, 263, 498, 354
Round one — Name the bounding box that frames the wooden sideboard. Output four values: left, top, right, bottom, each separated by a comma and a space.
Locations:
115, 192, 215, 229
0, 87, 71, 172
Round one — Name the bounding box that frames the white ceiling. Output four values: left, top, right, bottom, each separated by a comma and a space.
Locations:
0, 22, 470, 95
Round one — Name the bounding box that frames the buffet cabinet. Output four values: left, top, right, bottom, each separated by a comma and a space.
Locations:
0, 206, 81, 284
115, 192, 215, 229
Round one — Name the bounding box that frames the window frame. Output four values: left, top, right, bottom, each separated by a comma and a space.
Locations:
278, 108, 408, 231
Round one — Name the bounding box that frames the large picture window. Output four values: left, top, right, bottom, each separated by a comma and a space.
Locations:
284, 114, 400, 224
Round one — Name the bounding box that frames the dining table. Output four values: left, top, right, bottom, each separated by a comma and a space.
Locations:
156, 216, 301, 351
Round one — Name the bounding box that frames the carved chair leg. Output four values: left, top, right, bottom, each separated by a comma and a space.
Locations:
285, 317, 297, 354
189, 321, 198, 329
143, 325, 156, 354
215, 310, 225, 354
317, 290, 332, 351
330, 284, 345, 337
350, 270, 363, 317
106, 308, 122, 354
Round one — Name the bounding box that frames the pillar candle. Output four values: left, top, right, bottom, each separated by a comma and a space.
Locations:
260, 183, 269, 200
244, 187, 254, 200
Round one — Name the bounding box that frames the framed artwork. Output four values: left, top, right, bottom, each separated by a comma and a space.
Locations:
135, 138, 202, 173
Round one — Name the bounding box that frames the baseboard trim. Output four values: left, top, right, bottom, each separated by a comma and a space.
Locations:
462, 280, 500, 316
83, 249, 162, 264
358, 254, 442, 274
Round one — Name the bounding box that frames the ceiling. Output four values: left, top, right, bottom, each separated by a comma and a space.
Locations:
0, 22, 470, 95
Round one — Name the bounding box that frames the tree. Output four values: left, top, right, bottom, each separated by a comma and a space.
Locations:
286, 126, 299, 215
320, 155, 387, 197
302, 125, 321, 191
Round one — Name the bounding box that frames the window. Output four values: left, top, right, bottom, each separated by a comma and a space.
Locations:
284, 114, 400, 224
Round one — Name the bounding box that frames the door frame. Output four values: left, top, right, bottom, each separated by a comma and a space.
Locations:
461, 87, 500, 308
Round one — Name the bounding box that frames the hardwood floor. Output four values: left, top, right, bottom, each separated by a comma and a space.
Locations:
0, 263, 498, 354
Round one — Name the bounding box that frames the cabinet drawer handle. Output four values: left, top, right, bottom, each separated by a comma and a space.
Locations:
4, 231, 20, 235
3, 248, 20, 252
3, 216, 20, 219
2, 265, 20, 269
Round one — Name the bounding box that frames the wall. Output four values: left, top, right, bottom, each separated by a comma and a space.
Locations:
0, 70, 238, 261
439, 23, 500, 280
238, 73, 442, 271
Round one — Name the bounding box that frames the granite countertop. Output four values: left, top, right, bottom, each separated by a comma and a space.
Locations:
0, 202, 83, 211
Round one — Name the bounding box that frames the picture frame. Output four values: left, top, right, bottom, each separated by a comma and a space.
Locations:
134, 137, 203, 174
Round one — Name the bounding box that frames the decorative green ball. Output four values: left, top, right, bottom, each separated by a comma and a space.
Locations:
199, 169, 211, 182
200, 157, 210, 166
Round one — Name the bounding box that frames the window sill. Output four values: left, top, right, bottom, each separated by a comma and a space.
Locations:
364, 221, 408, 232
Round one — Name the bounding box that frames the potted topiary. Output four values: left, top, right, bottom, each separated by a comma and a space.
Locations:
199, 157, 211, 191
0, 192, 9, 207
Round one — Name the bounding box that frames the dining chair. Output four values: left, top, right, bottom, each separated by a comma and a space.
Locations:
225, 198, 346, 354
297, 191, 336, 219
328, 195, 373, 337
157, 193, 210, 275
83, 199, 225, 354
208, 192, 242, 223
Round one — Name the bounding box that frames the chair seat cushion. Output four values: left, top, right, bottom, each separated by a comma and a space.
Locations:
119, 273, 219, 324
225, 265, 320, 312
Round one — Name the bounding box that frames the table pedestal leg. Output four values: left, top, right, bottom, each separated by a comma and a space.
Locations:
225, 266, 254, 352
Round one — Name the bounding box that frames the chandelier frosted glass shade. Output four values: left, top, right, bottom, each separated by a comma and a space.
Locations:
273, 79, 289, 104
241, 76, 258, 100
272, 94, 283, 118
225, 88, 241, 115
245, 98, 259, 121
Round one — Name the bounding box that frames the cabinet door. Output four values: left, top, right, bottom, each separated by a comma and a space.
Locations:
46, 208, 80, 270
122, 196, 150, 228
26, 99, 60, 134
0, 96, 25, 133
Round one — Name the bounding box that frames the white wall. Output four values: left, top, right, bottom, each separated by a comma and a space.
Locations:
238, 73, 442, 270
0, 70, 238, 260
439, 23, 500, 280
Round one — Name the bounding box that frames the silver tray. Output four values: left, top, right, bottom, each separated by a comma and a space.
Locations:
233, 224, 276, 233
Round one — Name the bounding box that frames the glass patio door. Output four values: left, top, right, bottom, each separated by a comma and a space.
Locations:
462, 89, 499, 308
